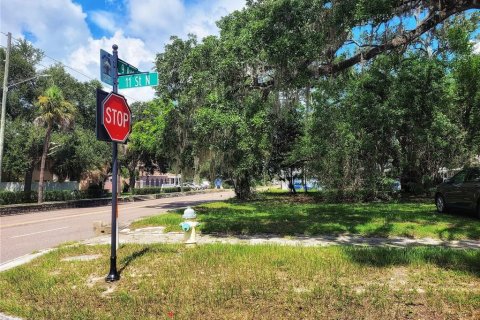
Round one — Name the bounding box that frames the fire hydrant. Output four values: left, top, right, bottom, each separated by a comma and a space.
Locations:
180, 207, 200, 245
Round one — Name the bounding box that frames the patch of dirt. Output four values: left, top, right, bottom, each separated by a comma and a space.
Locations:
101, 285, 116, 298
388, 266, 408, 287
62, 254, 102, 262
86, 274, 105, 288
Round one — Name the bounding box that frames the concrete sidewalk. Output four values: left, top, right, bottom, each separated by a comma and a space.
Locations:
84, 226, 480, 249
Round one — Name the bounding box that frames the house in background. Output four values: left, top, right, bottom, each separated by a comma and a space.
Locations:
136, 172, 181, 189
103, 170, 182, 192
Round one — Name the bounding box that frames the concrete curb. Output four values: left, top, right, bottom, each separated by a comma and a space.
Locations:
0, 313, 23, 320
0, 249, 53, 273
0, 189, 227, 216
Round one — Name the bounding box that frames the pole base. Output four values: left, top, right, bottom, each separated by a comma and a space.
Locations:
105, 257, 120, 282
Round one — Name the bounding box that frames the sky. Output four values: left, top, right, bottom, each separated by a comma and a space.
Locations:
0, 0, 246, 102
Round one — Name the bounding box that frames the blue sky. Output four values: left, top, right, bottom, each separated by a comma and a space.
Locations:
0, 0, 246, 101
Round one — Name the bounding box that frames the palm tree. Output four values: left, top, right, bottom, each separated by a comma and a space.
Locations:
35, 85, 75, 203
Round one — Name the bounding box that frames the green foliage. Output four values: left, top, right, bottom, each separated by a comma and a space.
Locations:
3, 119, 44, 182
0, 191, 36, 205
35, 85, 77, 203
308, 53, 472, 193
50, 127, 110, 181
0, 39, 44, 120
132, 187, 163, 195
129, 99, 172, 157
43, 190, 76, 202
41, 65, 101, 129
0, 188, 108, 205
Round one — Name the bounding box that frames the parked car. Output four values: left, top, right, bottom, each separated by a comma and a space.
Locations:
435, 167, 480, 218
182, 182, 200, 190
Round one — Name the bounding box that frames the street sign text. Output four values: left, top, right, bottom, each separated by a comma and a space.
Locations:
118, 59, 139, 75
101, 92, 131, 143
118, 72, 158, 89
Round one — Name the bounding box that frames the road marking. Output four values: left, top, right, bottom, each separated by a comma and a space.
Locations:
10, 226, 69, 239
1, 205, 143, 228
0, 192, 232, 228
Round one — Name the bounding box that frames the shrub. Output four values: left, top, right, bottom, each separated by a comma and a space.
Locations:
0, 187, 109, 205
78, 184, 108, 199
0, 191, 37, 205
0, 184, 194, 205
162, 187, 181, 193
132, 187, 163, 195
44, 190, 75, 202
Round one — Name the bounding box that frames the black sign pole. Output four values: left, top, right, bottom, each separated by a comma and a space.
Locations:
106, 44, 120, 282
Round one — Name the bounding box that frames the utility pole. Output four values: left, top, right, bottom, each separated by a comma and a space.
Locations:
0, 32, 11, 183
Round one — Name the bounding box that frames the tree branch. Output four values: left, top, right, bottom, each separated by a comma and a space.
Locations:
317, 0, 480, 76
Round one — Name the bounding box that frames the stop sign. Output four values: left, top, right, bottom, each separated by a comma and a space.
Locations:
102, 92, 132, 143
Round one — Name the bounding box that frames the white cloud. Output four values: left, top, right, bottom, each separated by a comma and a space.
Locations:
125, 0, 245, 52
119, 86, 156, 103
474, 41, 480, 55
0, 0, 90, 59
65, 31, 156, 101
90, 10, 118, 34
127, 0, 185, 42
0, 0, 246, 102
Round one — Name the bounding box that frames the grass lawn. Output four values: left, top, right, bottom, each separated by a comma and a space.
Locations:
0, 244, 479, 319
131, 193, 480, 240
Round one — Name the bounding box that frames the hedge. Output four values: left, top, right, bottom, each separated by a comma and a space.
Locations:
0, 189, 109, 205
0, 186, 198, 205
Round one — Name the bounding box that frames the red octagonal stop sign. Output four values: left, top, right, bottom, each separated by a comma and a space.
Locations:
102, 92, 131, 143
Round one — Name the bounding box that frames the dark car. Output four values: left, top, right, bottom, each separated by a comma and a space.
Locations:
435, 167, 480, 218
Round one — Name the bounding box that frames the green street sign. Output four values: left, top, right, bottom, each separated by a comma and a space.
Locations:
118, 59, 139, 75
118, 72, 159, 89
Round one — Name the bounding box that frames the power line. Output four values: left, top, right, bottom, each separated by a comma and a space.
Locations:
1, 32, 143, 103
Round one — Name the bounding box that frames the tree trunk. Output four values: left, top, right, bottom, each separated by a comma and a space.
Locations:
288, 167, 296, 194
179, 170, 184, 192
38, 123, 52, 204
128, 169, 136, 193
234, 173, 252, 200
302, 167, 308, 193
23, 163, 34, 193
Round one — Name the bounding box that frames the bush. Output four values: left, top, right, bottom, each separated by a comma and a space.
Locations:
81, 185, 108, 199
75, 184, 108, 199
0, 187, 109, 205
132, 187, 163, 195
402, 182, 425, 195
44, 190, 75, 202
0, 184, 195, 205
0, 191, 37, 205
162, 187, 180, 193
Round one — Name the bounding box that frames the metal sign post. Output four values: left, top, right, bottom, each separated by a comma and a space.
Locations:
106, 44, 120, 282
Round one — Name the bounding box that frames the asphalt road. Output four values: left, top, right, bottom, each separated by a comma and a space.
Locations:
0, 190, 234, 263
